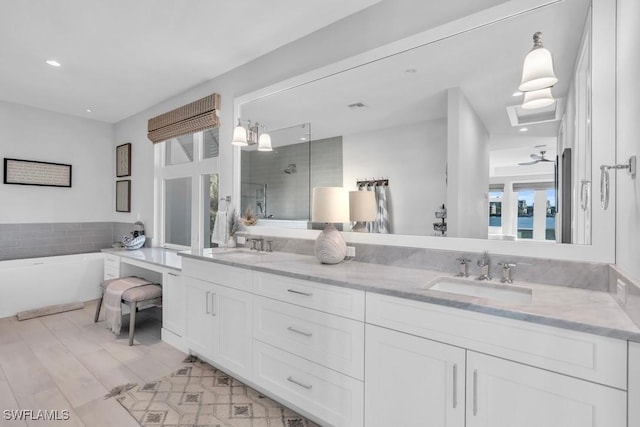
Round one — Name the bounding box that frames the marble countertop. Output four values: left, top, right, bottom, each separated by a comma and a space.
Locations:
102, 247, 184, 271
182, 248, 640, 342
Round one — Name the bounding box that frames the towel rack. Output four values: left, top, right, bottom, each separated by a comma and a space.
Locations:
219, 196, 231, 210
599, 156, 636, 210
356, 178, 389, 189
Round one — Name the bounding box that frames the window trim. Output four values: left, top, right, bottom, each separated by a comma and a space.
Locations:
154, 130, 219, 251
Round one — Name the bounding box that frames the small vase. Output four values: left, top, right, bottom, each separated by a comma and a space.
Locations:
227, 236, 237, 248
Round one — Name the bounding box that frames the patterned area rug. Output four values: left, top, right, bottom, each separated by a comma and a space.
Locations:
109, 356, 320, 427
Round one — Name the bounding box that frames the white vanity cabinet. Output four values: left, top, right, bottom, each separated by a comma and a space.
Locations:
184, 275, 253, 380
252, 272, 365, 427
103, 253, 120, 280
466, 351, 626, 427
162, 271, 185, 337
365, 293, 628, 427
365, 324, 465, 427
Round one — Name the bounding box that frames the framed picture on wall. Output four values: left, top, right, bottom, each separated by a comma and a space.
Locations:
116, 143, 131, 177
116, 180, 131, 212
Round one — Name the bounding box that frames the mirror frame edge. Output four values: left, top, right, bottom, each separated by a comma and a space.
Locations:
232, 0, 616, 264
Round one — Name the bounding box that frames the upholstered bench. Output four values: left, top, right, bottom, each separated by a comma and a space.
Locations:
94, 278, 162, 346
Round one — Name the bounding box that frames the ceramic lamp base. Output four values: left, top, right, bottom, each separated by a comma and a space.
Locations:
314, 223, 346, 264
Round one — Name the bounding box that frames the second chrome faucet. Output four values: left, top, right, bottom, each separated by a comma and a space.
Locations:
476, 251, 491, 281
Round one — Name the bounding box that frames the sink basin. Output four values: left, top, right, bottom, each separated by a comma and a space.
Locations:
216, 249, 264, 259
426, 277, 533, 304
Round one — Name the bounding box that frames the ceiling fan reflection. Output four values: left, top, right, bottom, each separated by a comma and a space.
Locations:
518, 150, 554, 166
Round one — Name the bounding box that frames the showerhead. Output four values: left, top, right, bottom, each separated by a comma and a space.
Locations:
283, 163, 297, 174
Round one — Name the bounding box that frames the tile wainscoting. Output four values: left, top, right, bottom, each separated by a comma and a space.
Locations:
0, 222, 147, 261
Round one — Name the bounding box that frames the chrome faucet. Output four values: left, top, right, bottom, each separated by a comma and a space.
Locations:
498, 262, 517, 284
455, 257, 471, 277
249, 238, 265, 251
476, 251, 491, 281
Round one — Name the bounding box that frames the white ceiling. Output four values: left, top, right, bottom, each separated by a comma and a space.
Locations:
0, 0, 380, 123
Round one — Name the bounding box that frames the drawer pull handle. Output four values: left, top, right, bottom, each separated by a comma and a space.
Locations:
168, 272, 179, 277
287, 376, 313, 390
287, 326, 313, 337
287, 289, 313, 297
452, 363, 458, 409
473, 369, 478, 416
205, 291, 211, 315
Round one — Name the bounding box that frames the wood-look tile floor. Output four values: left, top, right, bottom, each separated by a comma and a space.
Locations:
0, 301, 187, 426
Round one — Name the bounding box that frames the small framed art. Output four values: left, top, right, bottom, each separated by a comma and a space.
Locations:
116, 180, 131, 212
116, 143, 131, 177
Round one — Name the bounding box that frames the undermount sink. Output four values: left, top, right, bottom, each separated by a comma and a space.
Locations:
425, 277, 533, 304
216, 249, 264, 259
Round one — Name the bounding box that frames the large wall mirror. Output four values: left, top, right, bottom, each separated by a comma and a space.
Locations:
234, 0, 616, 261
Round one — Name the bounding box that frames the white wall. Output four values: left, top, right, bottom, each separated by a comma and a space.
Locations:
616, 0, 640, 280
342, 120, 447, 236
0, 100, 113, 223
446, 87, 489, 239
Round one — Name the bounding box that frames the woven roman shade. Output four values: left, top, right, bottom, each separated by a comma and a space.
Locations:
147, 93, 221, 143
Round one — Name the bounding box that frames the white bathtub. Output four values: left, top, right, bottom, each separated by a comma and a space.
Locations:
0, 252, 103, 318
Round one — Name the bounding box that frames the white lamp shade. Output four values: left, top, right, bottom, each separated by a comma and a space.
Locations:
312, 187, 349, 223
257, 133, 273, 151
518, 47, 558, 92
232, 124, 248, 146
522, 87, 555, 109
349, 191, 377, 221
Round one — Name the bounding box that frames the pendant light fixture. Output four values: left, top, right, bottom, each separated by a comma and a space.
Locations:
522, 87, 555, 109
518, 32, 558, 92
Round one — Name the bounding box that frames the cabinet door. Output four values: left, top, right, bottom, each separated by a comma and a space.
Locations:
211, 284, 253, 379
466, 351, 626, 427
365, 325, 465, 427
162, 271, 185, 336
184, 277, 214, 357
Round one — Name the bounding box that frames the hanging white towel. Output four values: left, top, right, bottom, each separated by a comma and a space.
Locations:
370, 185, 390, 234
376, 185, 390, 233
211, 210, 228, 246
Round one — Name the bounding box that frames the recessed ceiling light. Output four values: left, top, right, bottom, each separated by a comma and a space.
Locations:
512, 91, 523, 97
300, 137, 307, 141
519, 127, 528, 132
86, 109, 92, 113
46, 60, 61, 67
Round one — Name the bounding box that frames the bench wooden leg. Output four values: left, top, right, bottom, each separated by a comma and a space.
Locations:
128, 301, 137, 346
129, 301, 138, 346
94, 294, 103, 323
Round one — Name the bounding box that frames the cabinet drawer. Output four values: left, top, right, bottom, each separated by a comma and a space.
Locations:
182, 258, 252, 292
104, 253, 120, 267
253, 340, 364, 427
253, 272, 364, 321
366, 292, 627, 389
104, 264, 120, 280
254, 295, 364, 379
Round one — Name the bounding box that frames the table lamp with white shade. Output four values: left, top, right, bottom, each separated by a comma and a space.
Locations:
311, 187, 349, 264
349, 190, 377, 232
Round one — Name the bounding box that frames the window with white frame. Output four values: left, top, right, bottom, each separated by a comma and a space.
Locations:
155, 128, 220, 250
